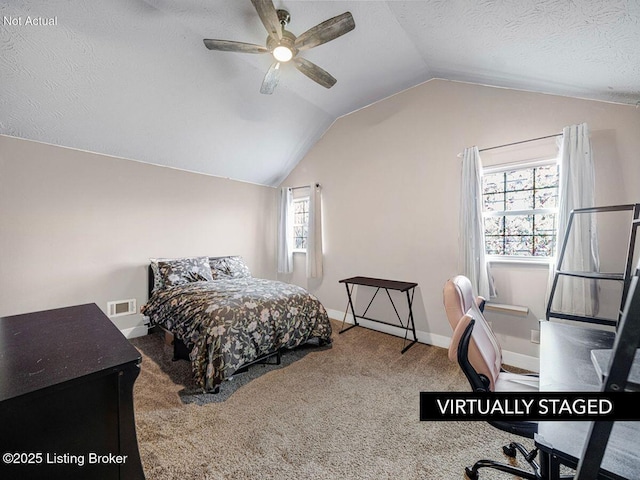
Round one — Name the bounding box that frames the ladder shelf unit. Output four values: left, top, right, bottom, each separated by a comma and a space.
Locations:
546, 203, 640, 328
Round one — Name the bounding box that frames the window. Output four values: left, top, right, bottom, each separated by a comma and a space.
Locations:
482, 160, 559, 258
292, 197, 309, 252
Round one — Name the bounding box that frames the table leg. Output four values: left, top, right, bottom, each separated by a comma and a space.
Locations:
339, 282, 359, 334
400, 288, 418, 354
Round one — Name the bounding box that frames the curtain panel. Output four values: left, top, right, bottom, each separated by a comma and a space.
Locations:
460, 146, 495, 299
552, 123, 600, 316
306, 183, 323, 278
277, 187, 293, 274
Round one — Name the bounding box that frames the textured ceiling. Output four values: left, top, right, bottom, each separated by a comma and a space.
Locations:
1, 1, 639, 186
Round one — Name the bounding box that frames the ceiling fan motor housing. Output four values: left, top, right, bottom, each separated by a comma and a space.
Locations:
267, 30, 297, 59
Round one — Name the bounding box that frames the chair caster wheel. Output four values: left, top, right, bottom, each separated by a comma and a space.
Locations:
465, 467, 479, 480
503, 444, 517, 458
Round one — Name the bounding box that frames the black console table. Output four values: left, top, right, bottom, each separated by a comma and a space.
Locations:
339, 276, 418, 353
0, 303, 145, 480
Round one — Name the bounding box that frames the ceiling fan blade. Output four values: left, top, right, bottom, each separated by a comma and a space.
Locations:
293, 57, 337, 89
250, 0, 282, 40
203, 39, 269, 54
260, 62, 281, 94
294, 12, 355, 51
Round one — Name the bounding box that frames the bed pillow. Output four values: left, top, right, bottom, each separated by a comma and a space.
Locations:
224, 256, 252, 278
157, 256, 214, 288
149, 257, 170, 294
208, 256, 252, 278
209, 257, 230, 278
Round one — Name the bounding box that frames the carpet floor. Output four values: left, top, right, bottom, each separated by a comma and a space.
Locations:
130, 320, 540, 479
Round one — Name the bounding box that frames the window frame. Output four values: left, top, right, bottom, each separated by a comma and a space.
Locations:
481, 156, 560, 264
291, 196, 309, 254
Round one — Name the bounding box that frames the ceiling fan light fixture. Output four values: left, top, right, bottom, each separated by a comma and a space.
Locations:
203, 4, 355, 94
273, 45, 293, 62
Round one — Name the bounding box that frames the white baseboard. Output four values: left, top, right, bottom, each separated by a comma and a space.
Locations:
121, 325, 149, 339
326, 308, 538, 372
110, 313, 149, 339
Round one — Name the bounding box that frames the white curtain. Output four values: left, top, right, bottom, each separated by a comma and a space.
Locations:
277, 187, 293, 274
552, 123, 599, 316
306, 183, 323, 278
460, 146, 496, 299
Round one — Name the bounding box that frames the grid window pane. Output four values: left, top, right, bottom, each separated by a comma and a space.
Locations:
534, 187, 558, 209
485, 236, 505, 255
534, 236, 555, 257
482, 163, 559, 258
483, 192, 504, 212
535, 165, 559, 188
505, 215, 533, 235
505, 169, 533, 192
535, 214, 556, 234
504, 236, 534, 256
292, 198, 309, 251
505, 190, 534, 211
484, 216, 504, 236
482, 172, 505, 194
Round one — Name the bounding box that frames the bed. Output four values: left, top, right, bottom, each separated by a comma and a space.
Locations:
141, 256, 332, 393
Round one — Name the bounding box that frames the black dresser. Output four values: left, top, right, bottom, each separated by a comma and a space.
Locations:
0, 303, 145, 480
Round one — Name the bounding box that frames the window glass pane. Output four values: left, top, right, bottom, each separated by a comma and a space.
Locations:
534, 235, 555, 256
292, 198, 309, 250
483, 192, 504, 212
534, 214, 556, 234
535, 165, 559, 188
485, 236, 504, 255
482, 162, 558, 258
294, 201, 303, 213
505, 190, 533, 211
534, 187, 558, 209
484, 216, 504, 236
505, 169, 533, 192
483, 172, 504, 194
505, 215, 533, 235
504, 236, 534, 256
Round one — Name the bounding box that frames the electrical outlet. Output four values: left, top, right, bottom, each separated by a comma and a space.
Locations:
531, 329, 540, 344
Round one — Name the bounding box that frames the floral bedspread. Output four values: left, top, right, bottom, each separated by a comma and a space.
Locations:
141, 277, 332, 392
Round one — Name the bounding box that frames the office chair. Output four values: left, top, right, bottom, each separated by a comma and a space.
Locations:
443, 275, 543, 480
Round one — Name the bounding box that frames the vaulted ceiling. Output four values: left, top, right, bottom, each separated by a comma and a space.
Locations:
2, 1, 639, 186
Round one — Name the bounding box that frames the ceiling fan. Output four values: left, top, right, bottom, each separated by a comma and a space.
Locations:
203, 0, 355, 94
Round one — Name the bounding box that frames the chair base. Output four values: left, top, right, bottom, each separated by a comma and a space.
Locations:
465, 442, 540, 480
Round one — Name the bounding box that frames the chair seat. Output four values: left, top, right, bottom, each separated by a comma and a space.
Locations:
495, 372, 539, 392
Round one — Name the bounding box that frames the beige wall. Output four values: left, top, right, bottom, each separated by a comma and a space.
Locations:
280, 79, 640, 366
0, 135, 277, 325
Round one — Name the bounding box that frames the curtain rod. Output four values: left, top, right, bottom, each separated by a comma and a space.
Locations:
457, 133, 562, 158
480, 133, 562, 152
289, 183, 320, 191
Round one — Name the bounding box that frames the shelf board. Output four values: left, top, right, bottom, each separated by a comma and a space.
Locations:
591, 348, 640, 392
556, 271, 624, 281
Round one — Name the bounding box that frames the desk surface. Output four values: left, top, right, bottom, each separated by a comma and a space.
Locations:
536, 321, 640, 479
339, 276, 418, 292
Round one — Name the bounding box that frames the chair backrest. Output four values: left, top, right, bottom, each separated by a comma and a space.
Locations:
443, 275, 502, 391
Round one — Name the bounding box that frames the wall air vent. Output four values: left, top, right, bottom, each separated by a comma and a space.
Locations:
107, 299, 136, 317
